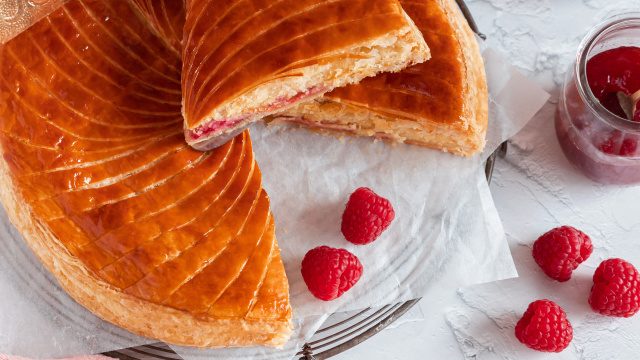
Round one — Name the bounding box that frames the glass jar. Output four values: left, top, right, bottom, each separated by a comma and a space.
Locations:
556, 13, 640, 184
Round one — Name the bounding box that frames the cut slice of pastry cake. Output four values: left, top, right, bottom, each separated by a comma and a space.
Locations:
277, 0, 489, 156
0, 0, 291, 347
181, 0, 430, 150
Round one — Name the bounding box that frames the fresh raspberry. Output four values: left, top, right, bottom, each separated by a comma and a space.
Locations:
515, 299, 573, 352
301, 246, 363, 301
532, 226, 593, 282
341, 187, 395, 245
589, 258, 640, 317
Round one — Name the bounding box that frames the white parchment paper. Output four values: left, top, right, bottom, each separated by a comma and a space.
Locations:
0, 48, 547, 358
251, 48, 545, 317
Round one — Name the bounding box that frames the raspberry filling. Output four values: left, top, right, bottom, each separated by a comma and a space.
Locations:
187, 86, 326, 141
187, 118, 244, 141
587, 46, 640, 121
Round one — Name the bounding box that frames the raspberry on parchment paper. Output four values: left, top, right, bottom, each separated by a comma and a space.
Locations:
301, 246, 363, 301
341, 187, 395, 245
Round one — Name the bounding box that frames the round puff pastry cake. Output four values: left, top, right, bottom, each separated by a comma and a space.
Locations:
0, 0, 490, 350
0, 0, 291, 348
278, 0, 489, 157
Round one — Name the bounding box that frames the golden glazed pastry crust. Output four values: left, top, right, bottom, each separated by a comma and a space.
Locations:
0, 159, 291, 347
278, 0, 489, 156
128, 0, 185, 55
0, 0, 291, 347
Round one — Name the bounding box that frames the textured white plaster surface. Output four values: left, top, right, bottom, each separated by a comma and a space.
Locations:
337, 1, 640, 359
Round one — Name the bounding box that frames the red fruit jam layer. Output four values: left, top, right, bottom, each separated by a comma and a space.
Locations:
587, 46, 640, 121
187, 86, 326, 141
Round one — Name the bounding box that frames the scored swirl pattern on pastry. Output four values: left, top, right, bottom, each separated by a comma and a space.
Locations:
128, 0, 184, 55
0, 0, 291, 346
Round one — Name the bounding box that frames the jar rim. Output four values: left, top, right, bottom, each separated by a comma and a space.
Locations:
575, 12, 640, 132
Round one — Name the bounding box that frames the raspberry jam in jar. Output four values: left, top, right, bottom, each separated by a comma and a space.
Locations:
556, 14, 640, 184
